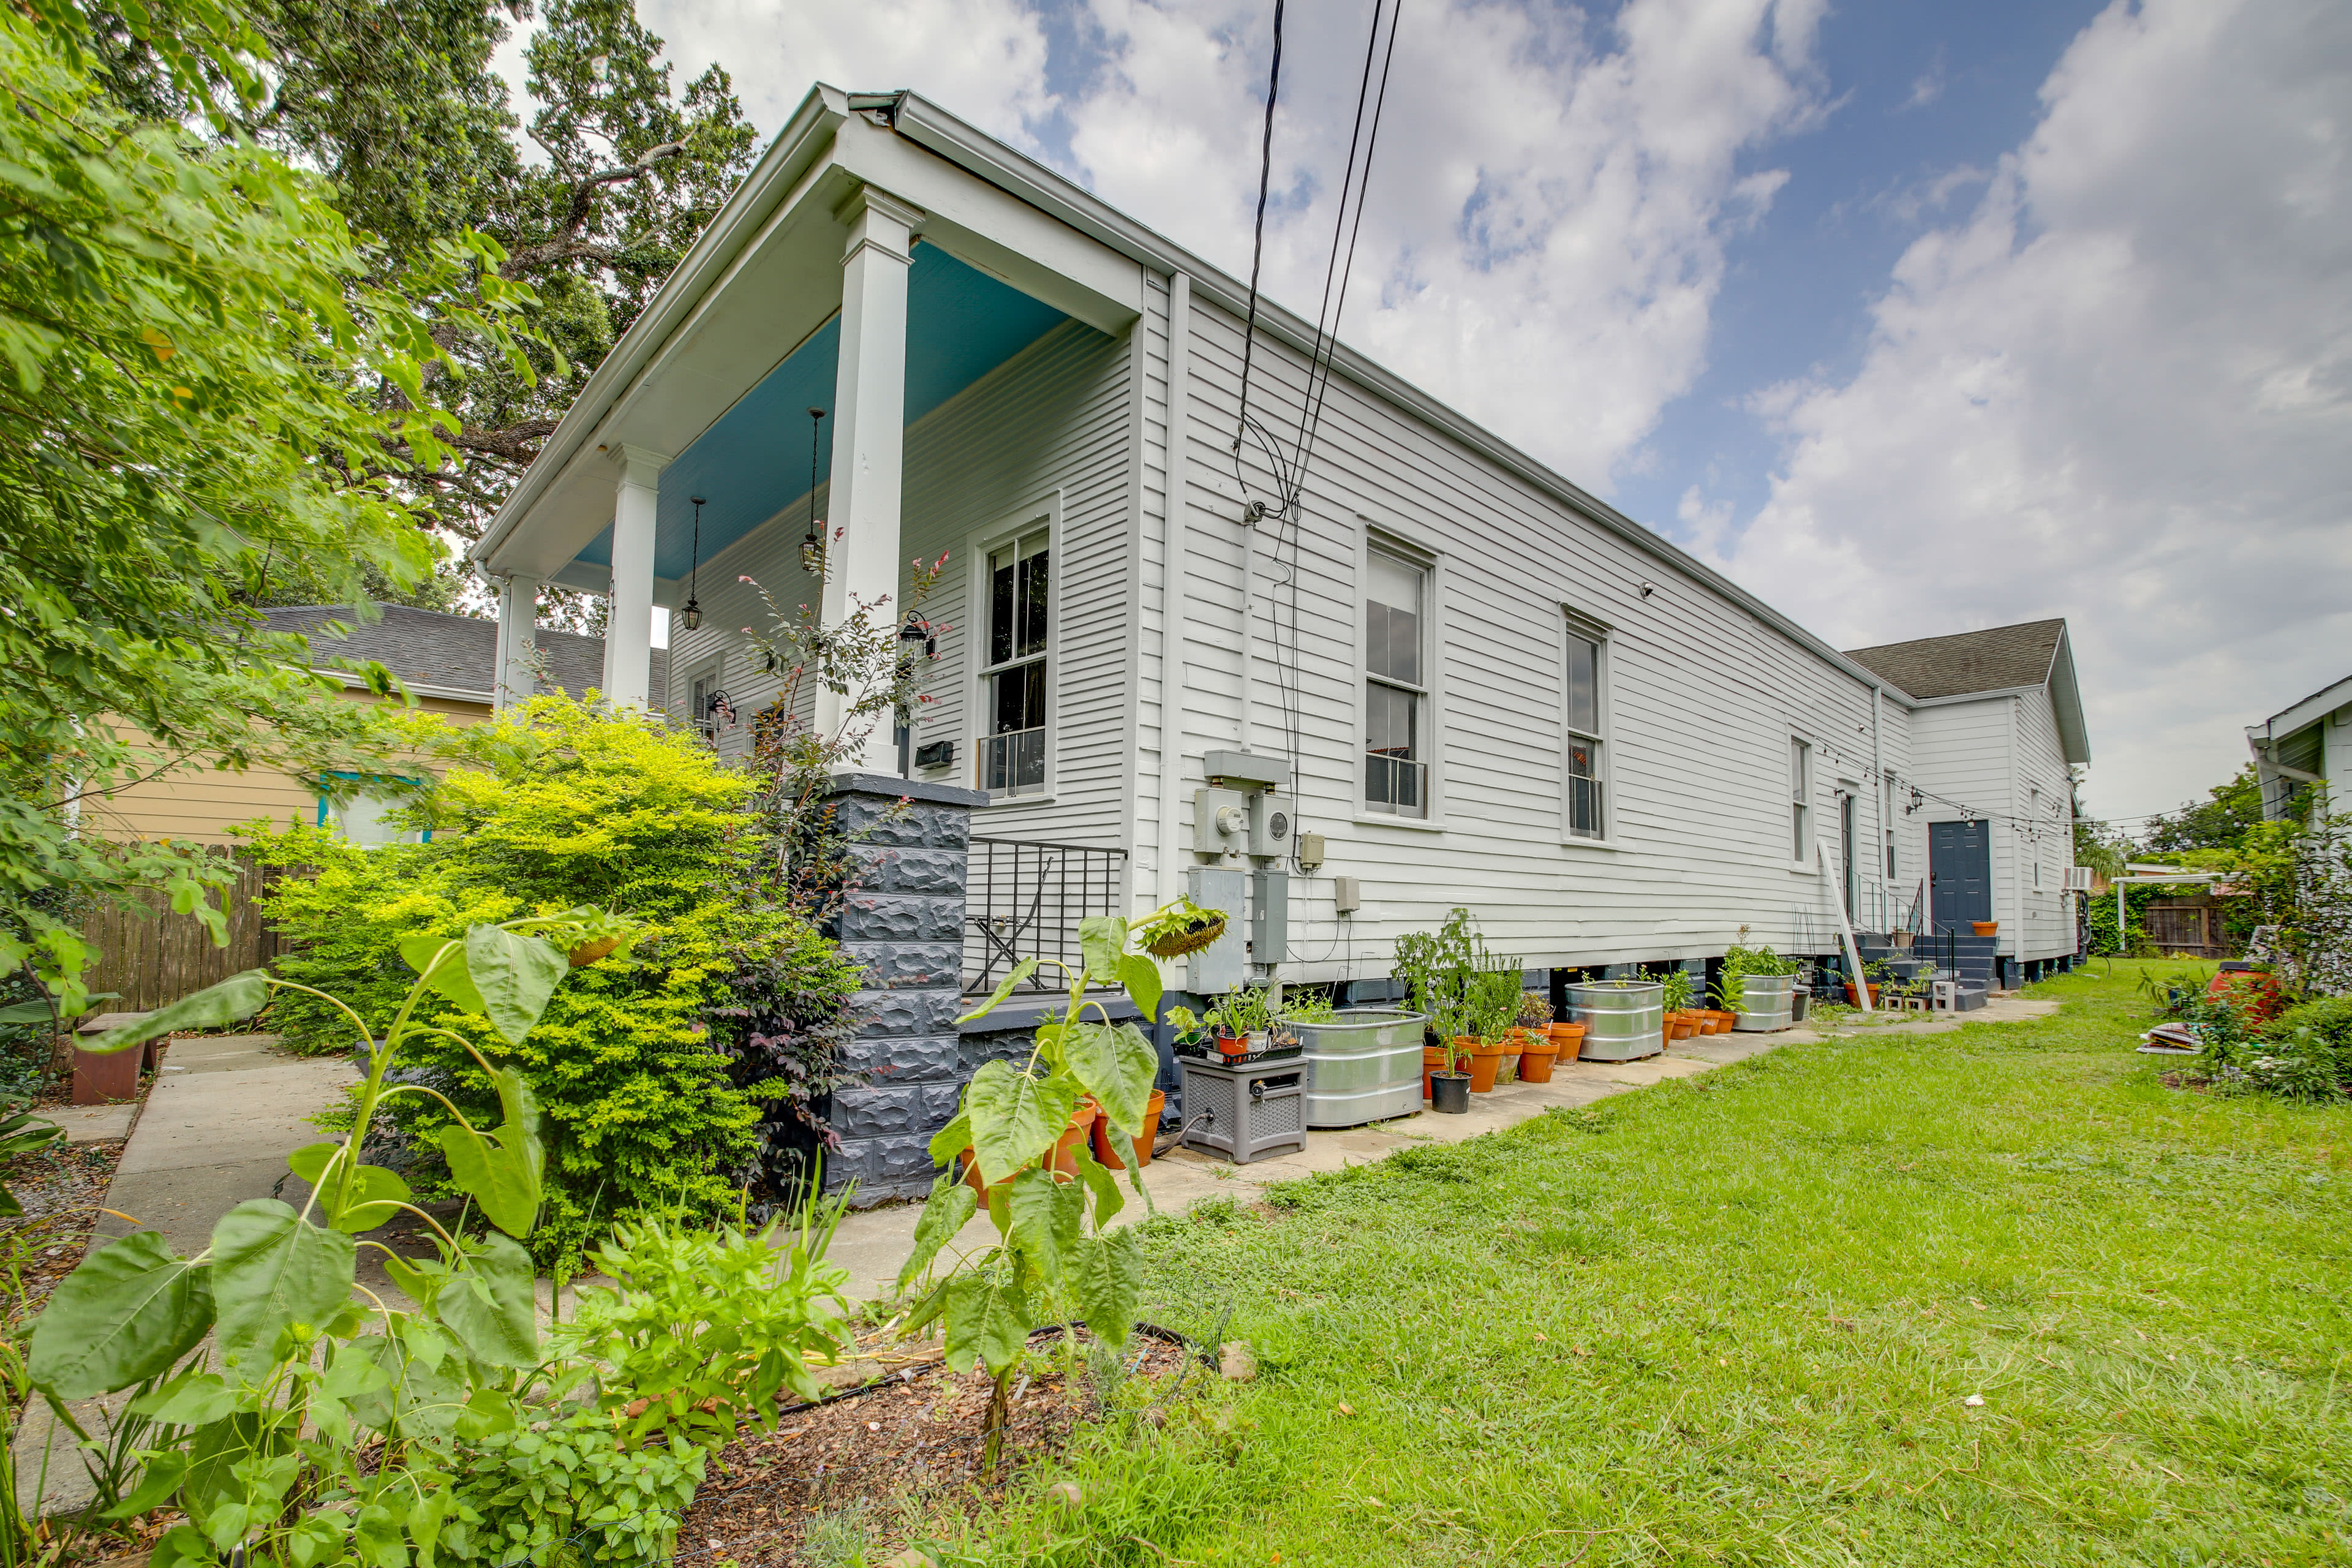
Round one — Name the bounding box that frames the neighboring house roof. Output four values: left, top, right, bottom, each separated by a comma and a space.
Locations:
1844, 619, 2091, 766
262, 605, 667, 703
1842, 619, 2067, 699
2251, 671, 2352, 750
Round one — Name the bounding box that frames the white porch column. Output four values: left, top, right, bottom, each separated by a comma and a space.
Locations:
603, 445, 667, 709
493, 573, 542, 712
818, 186, 921, 770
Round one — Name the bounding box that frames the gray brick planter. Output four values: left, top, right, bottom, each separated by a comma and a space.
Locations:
812, 772, 986, 1207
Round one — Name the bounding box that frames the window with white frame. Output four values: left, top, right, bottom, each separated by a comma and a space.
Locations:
981, 528, 1049, 796
689, 663, 726, 739
317, 773, 426, 847
1564, 622, 1605, 840
1363, 545, 1430, 818
1790, 738, 1813, 862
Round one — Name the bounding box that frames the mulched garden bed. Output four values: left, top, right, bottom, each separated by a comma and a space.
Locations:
1, 1138, 125, 1319
677, 1329, 1193, 1567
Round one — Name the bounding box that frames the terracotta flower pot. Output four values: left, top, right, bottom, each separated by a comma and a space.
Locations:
1093, 1087, 1166, 1170
1971, 921, 1999, 937
1517, 1042, 1559, 1083
1215, 1033, 1248, 1057
1844, 983, 1878, 1006
1422, 1044, 1457, 1098
1665, 1014, 1695, 1041
1710, 1011, 1736, 1034
1548, 1022, 1586, 1060
1463, 1038, 1510, 1093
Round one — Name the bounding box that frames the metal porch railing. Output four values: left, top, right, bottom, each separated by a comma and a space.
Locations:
963, 836, 1129, 994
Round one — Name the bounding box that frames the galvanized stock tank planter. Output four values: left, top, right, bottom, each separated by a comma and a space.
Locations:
1733, 972, 1796, 1031
1567, 979, 1665, 1061
1298, 1007, 1428, 1128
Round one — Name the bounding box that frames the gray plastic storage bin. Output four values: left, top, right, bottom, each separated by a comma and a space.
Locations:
1298, 1006, 1427, 1128
1176, 1054, 1306, 1164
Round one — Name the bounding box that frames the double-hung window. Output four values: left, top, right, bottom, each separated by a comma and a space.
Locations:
1790, 739, 1813, 862
981, 529, 1049, 796
1564, 626, 1605, 840
318, 772, 427, 847
1363, 546, 1429, 818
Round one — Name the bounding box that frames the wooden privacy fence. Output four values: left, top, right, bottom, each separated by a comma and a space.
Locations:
79, 853, 288, 1012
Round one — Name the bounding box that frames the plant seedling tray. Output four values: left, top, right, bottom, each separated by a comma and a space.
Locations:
1174, 1039, 1303, 1068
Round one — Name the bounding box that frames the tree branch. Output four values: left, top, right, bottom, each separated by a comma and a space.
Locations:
500, 141, 683, 277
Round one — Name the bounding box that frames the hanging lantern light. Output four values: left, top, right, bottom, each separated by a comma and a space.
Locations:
801, 407, 827, 575
678, 495, 706, 631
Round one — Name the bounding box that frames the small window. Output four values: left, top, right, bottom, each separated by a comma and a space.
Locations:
1564, 627, 1604, 840
1363, 547, 1429, 818
688, 664, 731, 740
981, 529, 1049, 796
1885, 828, 1896, 881
1790, 739, 1812, 862
318, 774, 426, 847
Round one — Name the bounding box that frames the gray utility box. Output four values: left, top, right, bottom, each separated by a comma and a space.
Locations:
1176, 1054, 1306, 1164
1184, 867, 1248, 993
1732, 973, 1795, 1031
1298, 1007, 1427, 1128
1568, 979, 1664, 1061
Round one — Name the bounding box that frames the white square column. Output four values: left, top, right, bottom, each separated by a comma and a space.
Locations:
493, 573, 542, 711
603, 445, 668, 709
818, 186, 921, 770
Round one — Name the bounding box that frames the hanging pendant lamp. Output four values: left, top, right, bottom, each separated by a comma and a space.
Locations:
678, 495, 707, 631
801, 407, 827, 574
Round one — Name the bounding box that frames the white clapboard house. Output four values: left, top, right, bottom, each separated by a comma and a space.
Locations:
468, 85, 2091, 998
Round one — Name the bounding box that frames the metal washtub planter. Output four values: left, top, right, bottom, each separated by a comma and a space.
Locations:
1733, 972, 1796, 1032
1298, 1007, 1428, 1128
1567, 981, 1664, 1061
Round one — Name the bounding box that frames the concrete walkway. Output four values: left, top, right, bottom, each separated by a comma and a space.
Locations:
93, 1034, 358, 1254
826, 995, 2062, 1302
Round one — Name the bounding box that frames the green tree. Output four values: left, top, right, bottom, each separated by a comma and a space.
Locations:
92, 0, 758, 629
0, 0, 534, 1011
2143, 764, 2274, 854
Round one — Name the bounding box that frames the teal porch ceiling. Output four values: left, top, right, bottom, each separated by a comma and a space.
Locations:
571, 244, 1071, 579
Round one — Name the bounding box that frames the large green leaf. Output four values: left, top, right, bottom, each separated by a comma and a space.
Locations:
436, 1068, 542, 1238
943, 1272, 1028, 1374
1118, 953, 1163, 1026
285, 1140, 405, 1232
1075, 1228, 1144, 1349
1071, 1142, 1124, 1230
435, 1230, 538, 1368
84, 971, 270, 1055
926, 1110, 973, 1168
462, 924, 569, 1044
956, 958, 1039, 1024
965, 1060, 1077, 1186
896, 1175, 978, 1293
1078, 917, 1129, 986
129, 1370, 241, 1428
1063, 1022, 1158, 1135
209, 1199, 356, 1372
398, 933, 485, 1017
1001, 1166, 1083, 1283
30, 1232, 214, 1398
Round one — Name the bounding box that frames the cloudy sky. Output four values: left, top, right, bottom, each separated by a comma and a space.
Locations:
513, 0, 2351, 826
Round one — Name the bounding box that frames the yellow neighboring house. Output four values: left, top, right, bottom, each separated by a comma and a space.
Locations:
92, 605, 665, 848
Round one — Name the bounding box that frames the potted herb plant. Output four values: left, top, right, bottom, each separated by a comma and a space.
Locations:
1428, 987, 1475, 1113
1717, 933, 1800, 1031
1463, 963, 1521, 1093
1514, 990, 1561, 1082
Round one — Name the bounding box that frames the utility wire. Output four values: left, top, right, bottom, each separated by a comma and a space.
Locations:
1232, 0, 1285, 447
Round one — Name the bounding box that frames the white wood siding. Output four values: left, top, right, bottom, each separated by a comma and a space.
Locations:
1907, 691, 2076, 962
1149, 293, 1924, 978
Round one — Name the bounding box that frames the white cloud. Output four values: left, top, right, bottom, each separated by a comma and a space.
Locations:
1702, 0, 2352, 821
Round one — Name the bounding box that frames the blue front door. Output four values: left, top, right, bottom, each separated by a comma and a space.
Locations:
1929, 820, 1992, 929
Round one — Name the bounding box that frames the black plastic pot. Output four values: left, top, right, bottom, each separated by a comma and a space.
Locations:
1429, 1072, 1471, 1114
1790, 985, 1811, 1022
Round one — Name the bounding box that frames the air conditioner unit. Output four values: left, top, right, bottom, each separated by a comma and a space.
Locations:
2064, 866, 2095, 892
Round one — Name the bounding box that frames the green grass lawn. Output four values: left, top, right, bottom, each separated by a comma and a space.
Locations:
951, 960, 2352, 1567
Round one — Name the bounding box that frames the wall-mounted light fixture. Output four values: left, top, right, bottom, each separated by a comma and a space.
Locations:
1638, 581, 1657, 599
678, 495, 706, 630
801, 407, 827, 574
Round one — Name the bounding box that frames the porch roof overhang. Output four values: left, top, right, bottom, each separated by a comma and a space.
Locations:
470, 85, 1144, 592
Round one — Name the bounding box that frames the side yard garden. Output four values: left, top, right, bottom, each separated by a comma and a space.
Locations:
921, 960, 2350, 1567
